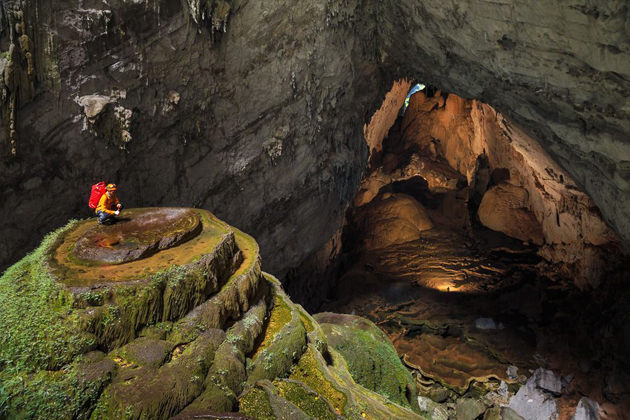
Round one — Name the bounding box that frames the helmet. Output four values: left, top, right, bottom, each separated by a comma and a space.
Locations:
106, 183, 117, 191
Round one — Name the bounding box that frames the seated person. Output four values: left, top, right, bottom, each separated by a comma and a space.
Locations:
96, 184, 123, 224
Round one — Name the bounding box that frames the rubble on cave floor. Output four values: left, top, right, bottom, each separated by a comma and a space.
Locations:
324, 196, 630, 418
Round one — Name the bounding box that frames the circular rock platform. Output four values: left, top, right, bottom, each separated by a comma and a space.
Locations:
49, 207, 234, 288
73, 208, 202, 264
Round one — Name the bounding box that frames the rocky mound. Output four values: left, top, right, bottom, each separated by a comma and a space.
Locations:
352, 193, 434, 250
0, 209, 421, 419
477, 183, 544, 246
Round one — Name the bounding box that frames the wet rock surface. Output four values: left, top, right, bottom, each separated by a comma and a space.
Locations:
74, 208, 201, 264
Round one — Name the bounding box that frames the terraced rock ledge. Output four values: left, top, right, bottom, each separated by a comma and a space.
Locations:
0, 208, 421, 419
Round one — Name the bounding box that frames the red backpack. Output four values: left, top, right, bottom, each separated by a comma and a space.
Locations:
89, 182, 107, 209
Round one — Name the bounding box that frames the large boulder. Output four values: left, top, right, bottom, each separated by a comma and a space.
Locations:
353, 193, 434, 250
508, 368, 560, 420
478, 183, 544, 245
572, 397, 600, 420
456, 397, 486, 420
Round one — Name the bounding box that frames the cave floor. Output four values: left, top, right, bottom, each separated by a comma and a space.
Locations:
321, 221, 630, 419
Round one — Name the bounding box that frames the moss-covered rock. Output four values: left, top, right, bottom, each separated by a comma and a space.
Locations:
314, 312, 420, 412
1, 209, 422, 419
239, 381, 312, 420
247, 275, 307, 385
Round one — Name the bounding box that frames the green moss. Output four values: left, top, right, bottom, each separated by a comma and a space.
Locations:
247, 279, 307, 385
314, 313, 419, 412
0, 368, 104, 420
297, 309, 315, 333
252, 294, 292, 360
239, 387, 275, 420
0, 221, 91, 373
289, 349, 346, 415
0, 221, 111, 418
185, 299, 266, 414
139, 322, 173, 340
274, 380, 337, 420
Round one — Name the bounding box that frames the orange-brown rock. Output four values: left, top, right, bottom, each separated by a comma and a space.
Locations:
353, 193, 433, 250
478, 183, 544, 246
393, 90, 622, 285
74, 208, 202, 264
393, 333, 512, 394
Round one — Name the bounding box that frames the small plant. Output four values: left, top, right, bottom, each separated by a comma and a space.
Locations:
226, 333, 239, 345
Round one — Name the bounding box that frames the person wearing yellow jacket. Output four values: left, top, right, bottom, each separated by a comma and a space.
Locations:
96, 183, 123, 224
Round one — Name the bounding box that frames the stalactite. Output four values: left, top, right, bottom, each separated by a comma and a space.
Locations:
183, 0, 231, 43
0, 1, 36, 159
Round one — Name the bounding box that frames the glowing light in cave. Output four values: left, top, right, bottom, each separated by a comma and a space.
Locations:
434, 282, 459, 292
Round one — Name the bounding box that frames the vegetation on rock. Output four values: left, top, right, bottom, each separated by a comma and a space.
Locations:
314, 312, 420, 412
0, 209, 422, 419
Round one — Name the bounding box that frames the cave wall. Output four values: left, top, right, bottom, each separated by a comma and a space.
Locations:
1, 0, 628, 282
376, 0, 630, 250
363, 79, 411, 162
0, 0, 382, 274
471, 102, 619, 284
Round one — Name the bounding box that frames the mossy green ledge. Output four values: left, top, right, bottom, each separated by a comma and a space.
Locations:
0, 208, 422, 420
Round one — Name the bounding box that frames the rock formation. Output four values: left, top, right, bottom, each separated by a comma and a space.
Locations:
377, 0, 630, 252
351, 193, 434, 251
0, 209, 421, 419
352, 89, 622, 288
477, 183, 543, 245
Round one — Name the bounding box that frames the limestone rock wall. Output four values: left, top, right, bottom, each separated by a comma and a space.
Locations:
471, 102, 620, 284
396, 91, 621, 285
0, 0, 381, 274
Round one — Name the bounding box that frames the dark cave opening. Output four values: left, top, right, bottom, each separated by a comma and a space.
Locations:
286, 81, 630, 418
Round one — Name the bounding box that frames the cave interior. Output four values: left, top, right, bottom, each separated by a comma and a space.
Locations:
286, 81, 630, 419
0, 1, 629, 418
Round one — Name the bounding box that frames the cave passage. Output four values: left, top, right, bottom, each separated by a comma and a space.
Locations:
312, 84, 630, 419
